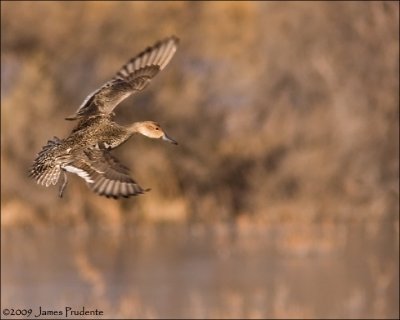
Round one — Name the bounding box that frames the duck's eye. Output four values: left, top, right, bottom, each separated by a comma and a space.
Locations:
155, 127, 160, 130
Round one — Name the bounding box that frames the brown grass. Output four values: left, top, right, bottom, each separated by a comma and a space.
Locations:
1, 1, 399, 227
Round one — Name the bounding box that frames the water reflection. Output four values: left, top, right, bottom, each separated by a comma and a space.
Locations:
1, 222, 399, 319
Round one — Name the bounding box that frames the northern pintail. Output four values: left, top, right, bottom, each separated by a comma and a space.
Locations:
30, 36, 179, 199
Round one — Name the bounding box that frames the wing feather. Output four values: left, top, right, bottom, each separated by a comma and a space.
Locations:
65, 148, 149, 198
66, 36, 179, 120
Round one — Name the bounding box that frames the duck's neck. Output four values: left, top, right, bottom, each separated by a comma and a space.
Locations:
128, 122, 143, 134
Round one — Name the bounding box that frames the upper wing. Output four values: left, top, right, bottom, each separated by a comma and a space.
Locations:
66, 36, 179, 120
64, 148, 149, 199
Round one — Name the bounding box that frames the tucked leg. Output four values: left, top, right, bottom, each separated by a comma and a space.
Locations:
59, 171, 68, 198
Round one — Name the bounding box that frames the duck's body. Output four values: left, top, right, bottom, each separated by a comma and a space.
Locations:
67, 115, 132, 149
30, 37, 179, 199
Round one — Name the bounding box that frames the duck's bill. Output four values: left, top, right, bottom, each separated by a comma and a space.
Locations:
163, 134, 178, 145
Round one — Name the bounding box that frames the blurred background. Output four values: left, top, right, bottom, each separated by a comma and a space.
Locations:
1, 1, 399, 318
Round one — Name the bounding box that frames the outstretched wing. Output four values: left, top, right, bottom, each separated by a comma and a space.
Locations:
66, 36, 179, 120
65, 148, 149, 199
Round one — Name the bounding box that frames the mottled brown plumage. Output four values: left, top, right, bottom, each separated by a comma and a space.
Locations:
30, 36, 179, 199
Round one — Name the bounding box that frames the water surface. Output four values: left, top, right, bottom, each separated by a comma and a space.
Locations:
1, 222, 399, 318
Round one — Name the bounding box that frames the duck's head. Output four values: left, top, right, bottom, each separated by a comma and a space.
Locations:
132, 121, 178, 145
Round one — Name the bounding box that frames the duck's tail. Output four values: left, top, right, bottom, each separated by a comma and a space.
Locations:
29, 137, 64, 187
